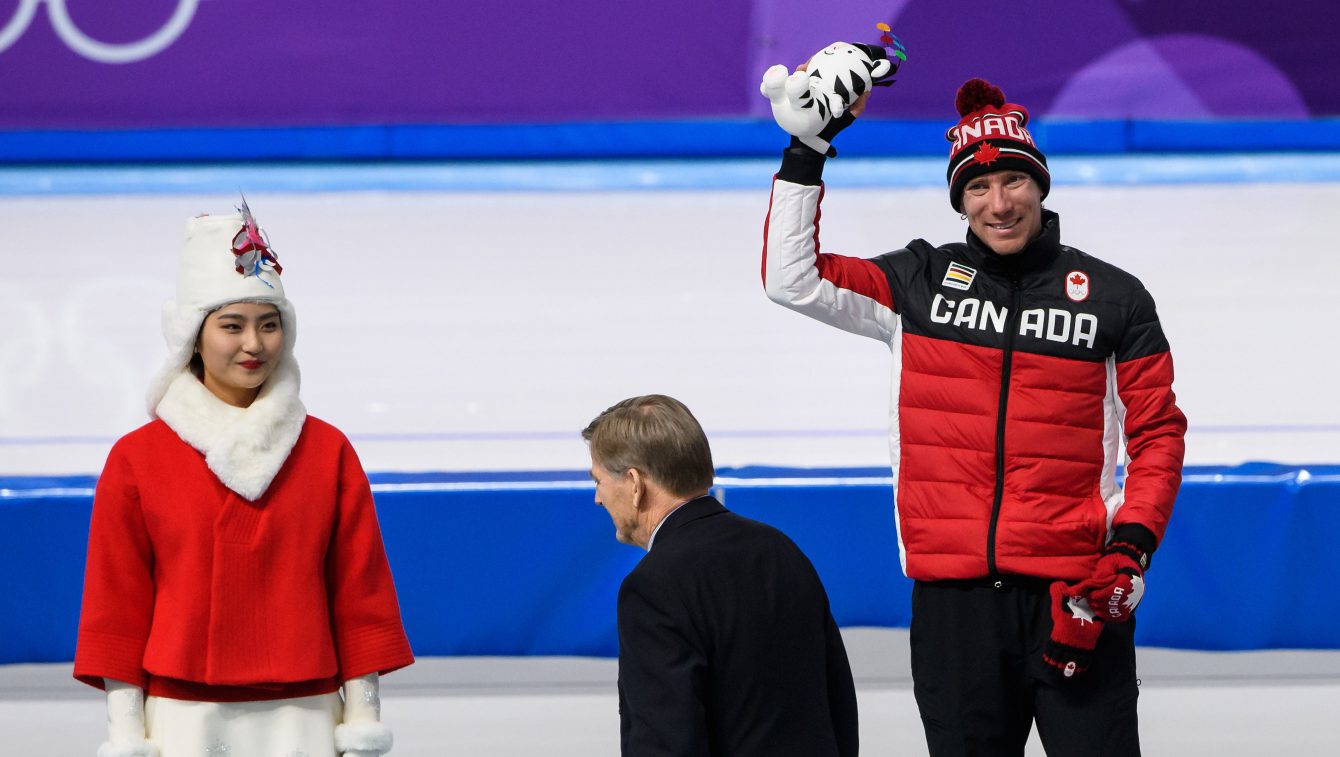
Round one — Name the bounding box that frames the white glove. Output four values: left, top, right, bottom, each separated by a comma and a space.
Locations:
98, 679, 158, 757
335, 722, 393, 757
336, 673, 392, 757
97, 742, 157, 757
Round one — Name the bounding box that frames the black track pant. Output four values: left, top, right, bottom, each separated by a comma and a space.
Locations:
910, 578, 1140, 757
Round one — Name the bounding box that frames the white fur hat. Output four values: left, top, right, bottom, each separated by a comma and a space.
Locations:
146, 210, 299, 415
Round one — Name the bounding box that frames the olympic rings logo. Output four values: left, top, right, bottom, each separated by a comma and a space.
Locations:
0, 0, 197, 64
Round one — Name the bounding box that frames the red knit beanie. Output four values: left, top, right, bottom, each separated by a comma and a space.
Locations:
945, 78, 1050, 212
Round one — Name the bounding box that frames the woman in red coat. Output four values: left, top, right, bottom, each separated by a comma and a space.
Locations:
75, 203, 414, 757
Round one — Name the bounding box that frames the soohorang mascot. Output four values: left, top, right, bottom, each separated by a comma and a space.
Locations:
761, 39, 902, 156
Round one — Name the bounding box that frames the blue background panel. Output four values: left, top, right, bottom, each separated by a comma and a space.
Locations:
5, 119, 1340, 164
2, 465, 1337, 664
379, 487, 642, 657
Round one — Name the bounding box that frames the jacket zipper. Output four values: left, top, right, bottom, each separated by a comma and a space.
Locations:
987, 276, 1023, 577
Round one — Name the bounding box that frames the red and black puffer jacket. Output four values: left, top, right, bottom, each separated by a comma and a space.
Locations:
762, 159, 1186, 583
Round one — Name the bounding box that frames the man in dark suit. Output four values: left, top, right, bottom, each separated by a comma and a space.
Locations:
583, 394, 859, 756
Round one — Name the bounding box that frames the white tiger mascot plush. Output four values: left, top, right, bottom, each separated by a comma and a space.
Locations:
761, 41, 899, 155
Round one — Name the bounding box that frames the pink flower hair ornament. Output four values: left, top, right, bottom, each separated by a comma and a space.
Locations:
231, 196, 282, 287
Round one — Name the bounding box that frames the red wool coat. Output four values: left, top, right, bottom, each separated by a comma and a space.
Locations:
74, 416, 414, 701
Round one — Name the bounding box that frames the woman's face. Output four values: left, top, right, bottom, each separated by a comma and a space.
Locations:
196, 302, 283, 407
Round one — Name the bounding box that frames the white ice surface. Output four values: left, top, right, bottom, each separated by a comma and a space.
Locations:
2, 182, 1338, 475
12, 687, 1340, 756
5, 629, 1338, 755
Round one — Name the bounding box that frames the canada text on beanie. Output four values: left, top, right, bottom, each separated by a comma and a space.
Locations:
945, 78, 1050, 212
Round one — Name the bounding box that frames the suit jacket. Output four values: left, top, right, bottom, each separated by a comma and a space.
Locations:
617, 496, 858, 756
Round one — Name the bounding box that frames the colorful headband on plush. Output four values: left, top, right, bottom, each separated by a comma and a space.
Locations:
877, 23, 907, 63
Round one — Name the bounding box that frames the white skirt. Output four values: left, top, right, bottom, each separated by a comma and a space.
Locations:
145, 692, 342, 757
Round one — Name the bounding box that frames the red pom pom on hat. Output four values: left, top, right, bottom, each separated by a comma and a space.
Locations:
944, 77, 1049, 212
955, 77, 1005, 117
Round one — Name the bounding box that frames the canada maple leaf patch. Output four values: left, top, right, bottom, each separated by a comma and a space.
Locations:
973, 141, 1000, 166
1065, 270, 1090, 302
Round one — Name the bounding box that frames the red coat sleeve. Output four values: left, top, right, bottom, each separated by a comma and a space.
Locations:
74, 441, 154, 689
325, 439, 415, 680
1114, 288, 1187, 545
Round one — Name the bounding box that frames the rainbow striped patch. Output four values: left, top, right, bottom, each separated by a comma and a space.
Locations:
942, 261, 977, 291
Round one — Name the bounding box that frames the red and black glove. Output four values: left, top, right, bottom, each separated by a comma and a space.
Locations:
1043, 580, 1104, 681
1083, 524, 1155, 624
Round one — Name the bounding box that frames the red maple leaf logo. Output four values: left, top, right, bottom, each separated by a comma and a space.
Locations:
973, 142, 1000, 165
1070, 273, 1086, 286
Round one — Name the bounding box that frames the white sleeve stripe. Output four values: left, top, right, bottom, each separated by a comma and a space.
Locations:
1101, 356, 1128, 534
763, 179, 897, 342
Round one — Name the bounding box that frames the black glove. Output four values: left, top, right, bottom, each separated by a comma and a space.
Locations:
805, 110, 858, 158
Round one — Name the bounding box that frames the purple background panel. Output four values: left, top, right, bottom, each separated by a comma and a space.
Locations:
0, 0, 1335, 130
759, 0, 1332, 121
0, 0, 755, 128
1050, 36, 1308, 119
1118, 0, 1339, 114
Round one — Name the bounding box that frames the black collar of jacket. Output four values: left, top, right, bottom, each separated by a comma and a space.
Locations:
963, 209, 1062, 276
649, 495, 724, 549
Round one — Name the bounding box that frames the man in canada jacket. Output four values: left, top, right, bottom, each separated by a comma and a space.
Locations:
761, 74, 1186, 755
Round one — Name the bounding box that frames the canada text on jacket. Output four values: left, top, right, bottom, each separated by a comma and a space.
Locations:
929, 293, 1098, 349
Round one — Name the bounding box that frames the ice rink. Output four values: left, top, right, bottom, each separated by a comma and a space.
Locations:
5, 629, 1339, 755
3, 159, 1339, 475
3, 157, 1339, 753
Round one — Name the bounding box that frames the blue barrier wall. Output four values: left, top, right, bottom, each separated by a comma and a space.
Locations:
5, 119, 1340, 163
1, 464, 1336, 665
